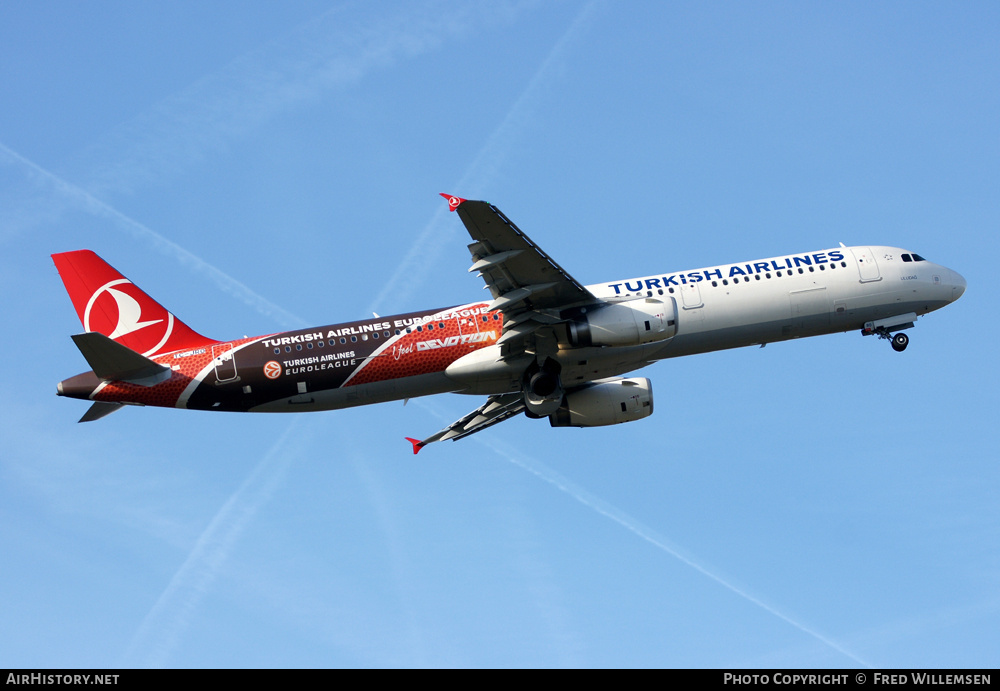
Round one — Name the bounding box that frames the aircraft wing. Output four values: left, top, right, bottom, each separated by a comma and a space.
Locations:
406, 392, 525, 454
450, 197, 600, 318
443, 195, 604, 363
409, 197, 608, 453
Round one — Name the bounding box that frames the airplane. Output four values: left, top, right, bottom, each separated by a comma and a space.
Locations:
54, 194, 966, 453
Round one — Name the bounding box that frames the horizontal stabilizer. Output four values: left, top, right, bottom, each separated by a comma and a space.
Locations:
79, 401, 124, 423
71, 332, 171, 385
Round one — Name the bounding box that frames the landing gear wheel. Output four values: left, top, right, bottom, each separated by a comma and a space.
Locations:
891, 333, 909, 352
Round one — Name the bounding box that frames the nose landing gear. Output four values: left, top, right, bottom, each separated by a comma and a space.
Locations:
861, 314, 916, 353
862, 325, 910, 352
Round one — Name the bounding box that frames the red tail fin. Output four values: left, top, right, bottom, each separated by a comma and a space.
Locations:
52, 250, 216, 357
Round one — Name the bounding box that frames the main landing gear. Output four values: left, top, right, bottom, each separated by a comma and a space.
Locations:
890, 332, 909, 352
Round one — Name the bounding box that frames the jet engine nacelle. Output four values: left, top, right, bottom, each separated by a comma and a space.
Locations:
567, 298, 676, 348
548, 377, 653, 428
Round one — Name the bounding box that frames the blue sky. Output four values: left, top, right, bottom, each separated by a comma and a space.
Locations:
1, 0, 997, 668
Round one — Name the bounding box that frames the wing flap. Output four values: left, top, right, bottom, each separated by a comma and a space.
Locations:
455, 200, 598, 315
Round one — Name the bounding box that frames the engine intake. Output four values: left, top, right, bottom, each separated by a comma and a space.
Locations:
548, 377, 653, 428
567, 298, 676, 347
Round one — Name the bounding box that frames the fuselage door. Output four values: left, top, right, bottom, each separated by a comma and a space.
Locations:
680, 282, 703, 309
212, 343, 238, 383
851, 247, 882, 282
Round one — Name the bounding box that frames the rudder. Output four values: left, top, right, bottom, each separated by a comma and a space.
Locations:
52, 250, 216, 357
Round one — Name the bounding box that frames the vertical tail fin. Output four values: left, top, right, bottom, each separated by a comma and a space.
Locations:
52, 250, 216, 357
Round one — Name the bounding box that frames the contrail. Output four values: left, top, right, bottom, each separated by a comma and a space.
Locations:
0, 141, 308, 329
368, 0, 603, 316
490, 437, 873, 667
413, 398, 872, 667
370, 0, 870, 664
70, 3, 521, 199
121, 418, 309, 668
5, 4, 531, 327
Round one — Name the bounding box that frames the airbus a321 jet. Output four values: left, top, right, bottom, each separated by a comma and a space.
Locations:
54, 194, 966, 453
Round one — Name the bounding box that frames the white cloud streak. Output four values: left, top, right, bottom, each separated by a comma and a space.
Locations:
122, 418, 309, 668
368, 0, 603, 315
0, 141, 308, 330
100, 2, 536, 667
372, 2, 870, 661
75, 2, 528, 198
4, 3, 536, 328
414, 397, 871, 667
487, 435, 874, 667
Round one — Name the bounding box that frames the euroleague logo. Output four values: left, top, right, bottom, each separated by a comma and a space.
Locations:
83, 279, 173, 357
263, 361, 282, 379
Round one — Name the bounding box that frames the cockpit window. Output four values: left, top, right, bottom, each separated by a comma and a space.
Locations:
902, 254, 912, 262
902, 253, 926, 263
913, 254, 926, 261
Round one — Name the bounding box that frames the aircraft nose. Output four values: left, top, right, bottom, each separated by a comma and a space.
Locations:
950, 270, 967, 302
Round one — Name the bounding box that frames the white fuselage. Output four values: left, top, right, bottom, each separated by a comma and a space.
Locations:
536, 245, 965, 388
